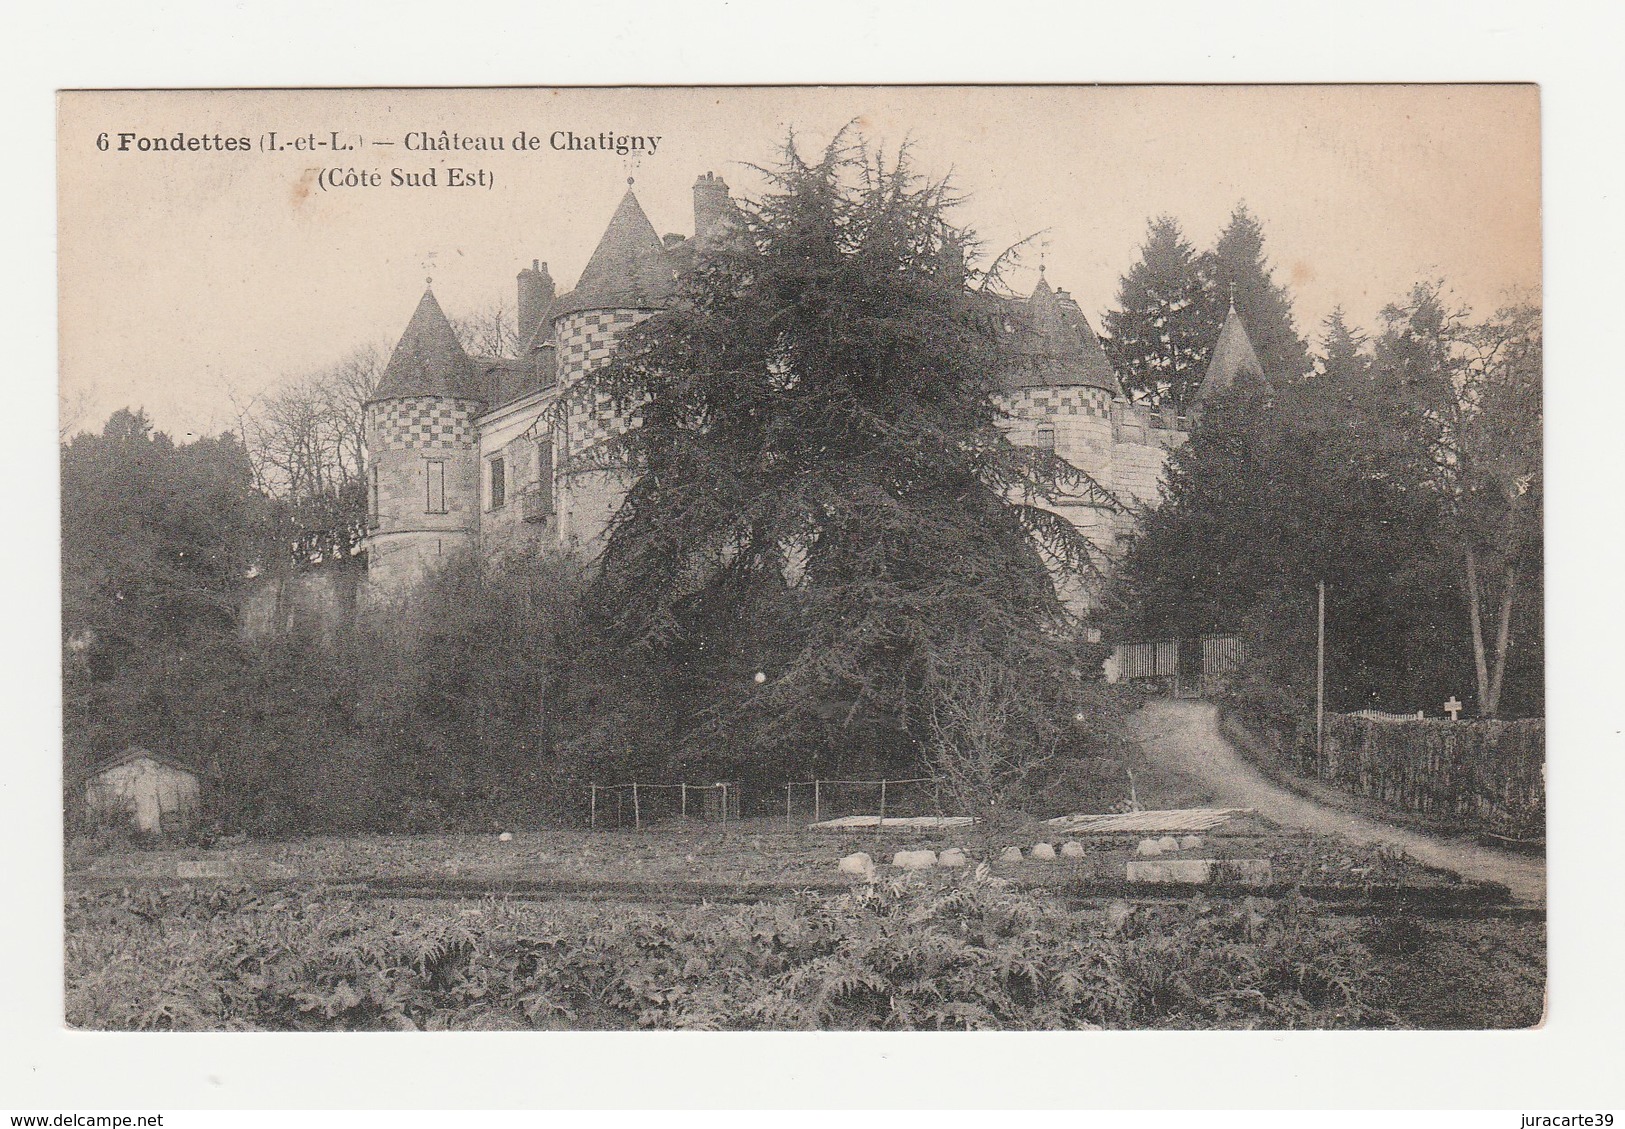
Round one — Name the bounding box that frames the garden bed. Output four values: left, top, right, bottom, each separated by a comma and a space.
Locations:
68, 817, 1470, 897
63, 870, 1544, 1031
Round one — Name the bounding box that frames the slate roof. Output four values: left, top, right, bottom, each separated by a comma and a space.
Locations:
476, 349, 557, 410
1003, 276, 1123, 394
369, 288, 485, 404
90, 746, 204, 779
1195, 303, 1268, 404
551, 188, 683, 319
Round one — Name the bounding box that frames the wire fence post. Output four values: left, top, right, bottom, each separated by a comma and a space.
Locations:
680, 782, 688, 821
632, 783, 641, 831
589, 783, 597, 830
879, 779, 888, 827
813, 779, 821, 825
719, 783, 728, 830
617, 788, 624, 829
785, 783, 792, 828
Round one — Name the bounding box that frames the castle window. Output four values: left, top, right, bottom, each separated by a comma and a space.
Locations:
535, 440, 554, 511
522, 440, 555, 523
425, 459, 446, 513
489, 456, 506, 510
1035, 426, 1056, 453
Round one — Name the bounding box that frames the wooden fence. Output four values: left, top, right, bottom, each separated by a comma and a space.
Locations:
1115, 640, 1178, 680
1112, 634, 1243, 696
1316, 714, 1545, 839
785, 777, 942, 826
589, 781, 742, 830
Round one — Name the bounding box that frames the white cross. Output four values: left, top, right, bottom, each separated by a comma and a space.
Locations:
1444, 696, 1463, 721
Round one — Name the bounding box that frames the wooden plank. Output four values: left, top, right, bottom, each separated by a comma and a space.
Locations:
809, 815, 977, 830
1043, 808, 1251, 834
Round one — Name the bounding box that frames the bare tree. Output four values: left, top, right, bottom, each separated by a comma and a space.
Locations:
59, 383, 100, 442
1376, 286, 1541, 718
234, 343, 382, 566
450, 299, 522, 358
923, 641, 1065, 815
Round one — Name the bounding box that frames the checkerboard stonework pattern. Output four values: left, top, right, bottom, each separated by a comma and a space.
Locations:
569, 390, 648, 456
1009, 387, 1114, 420
368, 398, 480, 450
558, 310, 651, 457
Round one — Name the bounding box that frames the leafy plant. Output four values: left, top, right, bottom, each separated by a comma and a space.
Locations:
67, 874, 1397, 1031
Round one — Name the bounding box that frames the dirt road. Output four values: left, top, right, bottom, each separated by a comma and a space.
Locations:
1126, 699, 1546, 904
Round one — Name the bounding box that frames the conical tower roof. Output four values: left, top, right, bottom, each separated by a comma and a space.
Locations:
1195, 302, 1268, 404
369, 287, 484, 403
1004, 274, 1123, 394
552, 186, 680, 319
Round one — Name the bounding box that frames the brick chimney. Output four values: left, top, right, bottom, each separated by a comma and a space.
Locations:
516, 260, 555, 347
692, 172, 731, 240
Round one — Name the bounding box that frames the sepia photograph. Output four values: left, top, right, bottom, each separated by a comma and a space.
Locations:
56, 84, 1545, 1036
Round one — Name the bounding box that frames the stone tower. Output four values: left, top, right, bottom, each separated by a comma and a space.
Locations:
548, 184, 681, 550
1000, 271, 1127, 608
362, 286, 487, 593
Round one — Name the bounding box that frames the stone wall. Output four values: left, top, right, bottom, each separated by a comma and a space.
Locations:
556, 309, 651, 458
240, 564, 364, 643
364, 395, 484, 594
476, 390, 558, 556
553, 308, 654, 553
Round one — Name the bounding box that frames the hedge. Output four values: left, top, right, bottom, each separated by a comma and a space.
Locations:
1315, 714, 1545, 839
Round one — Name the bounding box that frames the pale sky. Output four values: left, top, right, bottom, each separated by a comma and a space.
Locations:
58, 85, 1540, 439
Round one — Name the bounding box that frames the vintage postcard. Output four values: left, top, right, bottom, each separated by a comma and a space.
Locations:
57, 85, 1543, 1036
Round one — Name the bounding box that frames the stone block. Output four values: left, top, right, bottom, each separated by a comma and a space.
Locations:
1000, 846, 1025, 863
838, 851, 876, 879
937, 848, 968, 868
1030, 842, 1057, 860
1135, 838, 1163, 857
1211, 858, 1274, 886
891, 849, 938, 871
1156, 836, 1180, 853
1126, 858, 1212, 884
177, 859, 232, 880
1060, 841, 1086, 858
498, 831, 514, 842
1125, 858, 1275, 886
1178, 835, 1204, 851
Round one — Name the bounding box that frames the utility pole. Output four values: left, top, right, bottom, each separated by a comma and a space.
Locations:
1316, 579, 1326, 760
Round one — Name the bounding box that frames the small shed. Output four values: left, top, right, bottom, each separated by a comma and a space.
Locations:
84, 747, 202, 835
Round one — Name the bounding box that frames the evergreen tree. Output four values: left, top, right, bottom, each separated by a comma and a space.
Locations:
1102, 216, 1220, 407
1201, 204, 1311, 385
1118, 283, 1543, 722
61, 409, 272, 824
1306, 308, 1379, 431
61, 409, 267, 659
1316, 306, 1368, 380
567, 136, 1099, 796
1118, 358, 1469, 721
